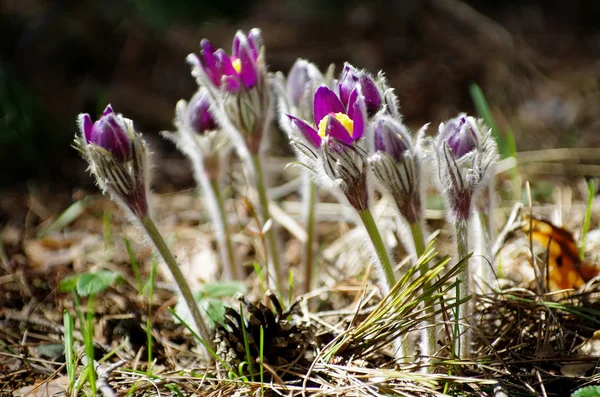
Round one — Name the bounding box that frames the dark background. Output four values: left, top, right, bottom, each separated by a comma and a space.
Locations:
1, 0, 599, 189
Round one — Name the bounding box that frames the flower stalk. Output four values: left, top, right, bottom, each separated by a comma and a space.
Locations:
140, 215, 214, 350
357, 208, 396, 293
303, 174, 317, 293
251, 153, 283, 293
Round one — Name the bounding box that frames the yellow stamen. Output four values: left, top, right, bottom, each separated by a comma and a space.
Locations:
232, 58, 242, 73
318, 112, 354, 138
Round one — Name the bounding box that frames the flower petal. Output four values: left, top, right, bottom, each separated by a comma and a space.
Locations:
199, 44, 221, 87
238, 40, 257, 89
102, 104, 114, 116
247, 28, 262, 60
338, 63, 358, 107
287, 114, 321, 147
348, 93, 366, 140
79, 114, 93, 143
214, 49, 237, 78
325, 115, 353, 145
313, 86, 345, 124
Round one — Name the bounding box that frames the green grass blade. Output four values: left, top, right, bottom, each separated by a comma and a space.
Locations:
579, 179, 595, 259
63, 310, 75, 390
38, 197, 90, 238
123, 236, 143, 292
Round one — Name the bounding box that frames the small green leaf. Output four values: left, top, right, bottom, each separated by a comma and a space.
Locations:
76, 271, 123, 297
59, 275, 79, 293
572, 386, 600, 397
36, 343, 65, 358
200, 281, 247, 298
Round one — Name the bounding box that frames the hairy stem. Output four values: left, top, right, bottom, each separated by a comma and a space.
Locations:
208, 178, 240, 280
454, 218, 471, 359
303, 175, 317, 294
357, 209, 396, 294
250, 154, 283, 294
140, 216, 213, 353
409, 221, 436, 371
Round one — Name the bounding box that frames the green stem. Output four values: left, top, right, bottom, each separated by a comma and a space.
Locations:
140, 216, 213, 352
303, 176, 317, 294
409, 221, 436, 371
357, 209, 396, 293
454, 219, 470, 359
250, 154, 283, 293
209, 178, 240, 280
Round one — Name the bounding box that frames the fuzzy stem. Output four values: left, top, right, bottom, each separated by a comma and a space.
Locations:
250, 153, 283, 293
140, 216, 213, 352
409, 221, 436, 371
357, 209, 396, 293
454, 218, 471, 359
303, 174, 317, 294
208, 177, 240, 280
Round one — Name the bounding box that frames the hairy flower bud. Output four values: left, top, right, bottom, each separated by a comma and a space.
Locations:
433, 113, 498, 221
75, 106, 150, 218
369, 116, 425, 224
81, 105, 132, 163
187, 92, 219, 134
339, 63, 382, 117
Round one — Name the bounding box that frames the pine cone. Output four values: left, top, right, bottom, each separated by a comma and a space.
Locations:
214, 291, 311, 377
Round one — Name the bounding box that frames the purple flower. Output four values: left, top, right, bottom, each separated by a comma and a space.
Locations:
194, 29, 262, 93
80, 105, 132, 163
187, 92, 219, 134
338, 63, 382, 117
287, 85, 366, 149
373, 117, 412, 162
437, 115, 478, 158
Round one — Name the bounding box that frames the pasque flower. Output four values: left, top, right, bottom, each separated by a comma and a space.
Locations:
338, 63, 383, 117
434, 114, 497, 222
287, 85, 369, 210
75, 105, 149, 218
369, 116, 425, 225
432, 113, 498, 359
187, 28, 270, 155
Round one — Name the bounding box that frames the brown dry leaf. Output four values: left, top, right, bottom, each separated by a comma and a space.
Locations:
522, 215, 600, 292
13, 375, 70, 396
24, 232, 102, 270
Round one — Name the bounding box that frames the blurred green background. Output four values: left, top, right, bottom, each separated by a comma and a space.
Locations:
1, 0, 599, 189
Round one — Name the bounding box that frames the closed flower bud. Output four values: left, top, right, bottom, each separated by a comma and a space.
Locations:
75, 106, 150, 218
187, 92, 219, 135
286, 59, 324, 111
373, 117, 412, 161
369, 116, 425, 224
81, 105, 132, 163
338, 63, 382, 117
433, 113, 498, 221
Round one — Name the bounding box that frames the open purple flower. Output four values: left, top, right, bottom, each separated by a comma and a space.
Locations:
287, 85, 366, 150
192, 29, 262, 93
338, 63, 382, 117
80, 105, 132, 163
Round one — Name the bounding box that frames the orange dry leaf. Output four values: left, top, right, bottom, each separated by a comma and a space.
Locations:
521, 215, 599, 292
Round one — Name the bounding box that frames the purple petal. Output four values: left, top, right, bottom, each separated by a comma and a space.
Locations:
214, 49, 237, 78
350, 94, 366, 140
313, 86, 345, 124
200, 39, 216, 55
199, 48, 221, 87
247, 28, 262, 60
287, 115, 321, 147
238, 41, 257, 89
346, 88, 359, 119
223, 76, 241, 93
338, 64, 358, 107
80, 114, 93, 143
359, 74, 382, 115
324, 116, 353, 145
102, 104, 114, 116
232, 32, 242, 59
